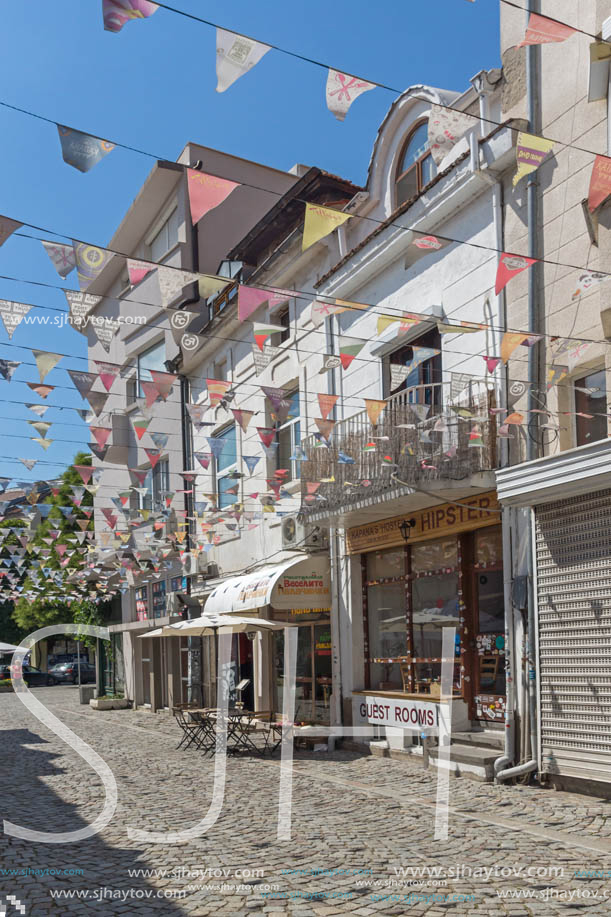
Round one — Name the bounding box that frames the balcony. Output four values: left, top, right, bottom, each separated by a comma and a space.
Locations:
300, 382, 498, 523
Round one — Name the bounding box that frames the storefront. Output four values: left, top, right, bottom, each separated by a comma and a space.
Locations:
204, 555, 332, 723
347, 492, 505, 726
497, 440, 611, 790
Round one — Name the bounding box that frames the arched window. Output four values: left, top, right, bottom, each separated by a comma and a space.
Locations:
395, 120, 436, 205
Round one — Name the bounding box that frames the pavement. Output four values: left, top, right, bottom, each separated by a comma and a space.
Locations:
1, 687, 611, 916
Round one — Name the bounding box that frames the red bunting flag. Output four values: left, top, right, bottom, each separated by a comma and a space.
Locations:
150, 370, 176, 400
73, 465, 94, 485
141, 381, 161, 408
256, 428, 276, 448
206, 378, 232, 407
495, 253, 536, 294
89, 427, 111, 449
517, 12, 576, 48
144, 448, 161, 468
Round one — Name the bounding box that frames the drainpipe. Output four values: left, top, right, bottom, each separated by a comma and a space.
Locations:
327, 314, 343, 747
497, 0, 540, 783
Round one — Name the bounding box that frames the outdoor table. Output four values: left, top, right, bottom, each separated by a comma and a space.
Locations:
188, 708, 263, 756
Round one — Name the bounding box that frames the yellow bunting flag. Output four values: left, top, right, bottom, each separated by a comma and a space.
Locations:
513, 132, 554, 187
302, 203, 352, 251
501, 332, 528, 363
32, 350, 63, 383
364, 399, 387, 426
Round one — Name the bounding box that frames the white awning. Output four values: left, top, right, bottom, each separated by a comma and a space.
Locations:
204, 555, 330, 615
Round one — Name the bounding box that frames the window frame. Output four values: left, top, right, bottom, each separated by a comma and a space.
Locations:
275, 389, 301, 482
137, 338, 166, 399
385, 327, 443, 408
573, 367, 608, 447
138, 457, 170, 511
395, 119, 436, 205
214, 423, 238, 509
146, 205, 180, 264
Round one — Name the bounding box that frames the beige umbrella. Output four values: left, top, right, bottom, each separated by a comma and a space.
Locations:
160, 613, 292, 637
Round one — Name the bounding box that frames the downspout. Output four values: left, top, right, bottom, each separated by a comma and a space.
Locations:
496, 0, 539, 782
327, 313, 343, 748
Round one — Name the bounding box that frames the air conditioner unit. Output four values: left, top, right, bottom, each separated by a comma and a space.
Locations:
281, 515, 328, 552
198, 556, 219, 578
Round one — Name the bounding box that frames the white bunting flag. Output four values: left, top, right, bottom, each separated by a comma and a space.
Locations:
42, 241, 77, 278
326, 70, 376, 121
0, 301, 32, 340
216, 29, 271, 92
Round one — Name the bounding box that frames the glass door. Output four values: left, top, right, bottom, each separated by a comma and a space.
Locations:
473, 527, 506, 722
313, 625, 332, 723
272, 623, 332, 724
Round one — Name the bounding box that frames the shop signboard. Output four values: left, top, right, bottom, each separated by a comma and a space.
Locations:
346, 491, 499, 554
352, 693, 439, 730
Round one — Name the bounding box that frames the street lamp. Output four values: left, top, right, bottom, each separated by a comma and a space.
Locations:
399, 518, 416, 542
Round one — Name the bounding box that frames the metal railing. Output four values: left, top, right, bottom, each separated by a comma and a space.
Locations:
300, 381, 498, 515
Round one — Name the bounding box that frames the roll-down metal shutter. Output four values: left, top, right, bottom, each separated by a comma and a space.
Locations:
535, 488, 611, 782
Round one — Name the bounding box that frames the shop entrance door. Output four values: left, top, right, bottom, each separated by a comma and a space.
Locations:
273, 623, 331, 724
472, 563, 506, 723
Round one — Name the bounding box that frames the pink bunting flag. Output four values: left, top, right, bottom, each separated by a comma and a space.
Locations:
150, 370, 176, 401
102, 0, 159, 33
317, 393, 338, 420
256, 428, 276, 448
127, 259, 154, 286
483, 356, 501, 373
73, 465, 94, 485
89, 427, 111, 449
94, 360, 119, 392
517, 12, 576, 48
187, 169, 239, 225
237, 285, 293, 322
141, 381, 161, 408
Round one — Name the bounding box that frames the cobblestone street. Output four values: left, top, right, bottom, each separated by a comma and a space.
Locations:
2, 690, 611, 915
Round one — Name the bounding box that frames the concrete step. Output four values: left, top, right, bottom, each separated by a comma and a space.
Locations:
428, 742, 500, 782
451, 730, 505, 751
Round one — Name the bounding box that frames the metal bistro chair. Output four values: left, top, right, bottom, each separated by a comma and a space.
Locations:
188, 709, 217, 756
173, 706, 206, 751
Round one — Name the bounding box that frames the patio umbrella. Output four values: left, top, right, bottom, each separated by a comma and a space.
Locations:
159, 613, 291, 637
0, 642, 23, 653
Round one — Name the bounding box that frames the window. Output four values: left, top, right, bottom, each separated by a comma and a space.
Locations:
215, 424, 238, 508
395, 121, 437, 205
276, 390, 301, 482
170, 575, 187, 593
273, 306, 291, 344
574, 368, 608, 446
137, 339, 166, 398
151, 580, 167, 618
139, 458, 170, 511
135, 586, 149, 621
148, 207, 179, 263
387, 327, 442, 408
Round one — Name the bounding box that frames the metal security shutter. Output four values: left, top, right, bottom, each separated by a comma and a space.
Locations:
535, 488, 611, 782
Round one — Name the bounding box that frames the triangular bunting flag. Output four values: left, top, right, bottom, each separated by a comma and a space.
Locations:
131, 416, 151, 441
428, 105, 477, 166
517, 12, 576, 47
252, 322, 284, 351
206, 378, 232, 407
42, 241, 77, 278
127, 258, 154, 286
495, 254, 536, 295
216, 29, 271, 92
73, 242, 113, 290
513, 132, 554, 187
314, 418, 335, 441
302, 203, 352, 251
26, 383, 54, 399
231, 408, 255, 433
102, 0, 159, 33
150, 370, 176, 400
326, 70, 375, 121
256, 428, 276, 449
32, 350, 62, 383
186, 169, 239, 225
364, 399, 386, 426
157, 266, 200, 309
0, 360, 21, 381
94, 360, 119, 392
501, 332, 528, 363
338, 336, 366, 370
68, 369, 97, 399
317, 393, 338, 420
85, 390, 109, 416
56, 125, 115, 172
0, 301, 32, 340
89, 426, 112, 449
588, 156, 611, 213
237, 284, 292, 322
0, 216, 22, 248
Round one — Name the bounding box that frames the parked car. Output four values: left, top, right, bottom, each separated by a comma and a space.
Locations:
48, 662, 96, 685
48, 654, 89, 667
0, 664, 57, 686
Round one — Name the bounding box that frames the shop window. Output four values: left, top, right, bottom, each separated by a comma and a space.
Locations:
215, 423, 238, 508
395, 121, 437, 206
276, 389, 301, 482
170, 575, 187, 593
574, 368, 608, 446
386, 327, 442, 407
137, 339, 166, 398
366, 548, 407, 691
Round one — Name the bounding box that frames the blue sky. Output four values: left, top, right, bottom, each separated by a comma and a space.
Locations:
0, 0, 500, 482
